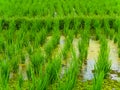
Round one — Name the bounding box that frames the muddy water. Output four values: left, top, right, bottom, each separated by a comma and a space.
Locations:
82, 39, 120, 81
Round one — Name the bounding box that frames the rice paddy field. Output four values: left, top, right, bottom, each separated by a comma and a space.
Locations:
0, 0, 120, 90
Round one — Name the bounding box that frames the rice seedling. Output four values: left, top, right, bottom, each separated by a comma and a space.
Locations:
0, 34, 5, 52
44, 29, 60, 58
18, 73, 24, 90
93, 71, 104, 90
35, 68, 49, 90
46, 55, 61, 84
78, 29, 89, 65
58, 49, 78, 90
20, 52, 26, 64
64, 18, 70, 36
36, 29, 47, 46
62, 30, 74, 59
30, 49, 44, 75
94, 36, 111, 78
114, 33, 118, 43
0, 60, 10, 90
10, 56, 19, 73
104, 19, 110, 38
93, 20, 101, 40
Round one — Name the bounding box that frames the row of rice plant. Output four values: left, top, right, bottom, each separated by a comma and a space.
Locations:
0, 0, 119, 17
93, 36, 111, 90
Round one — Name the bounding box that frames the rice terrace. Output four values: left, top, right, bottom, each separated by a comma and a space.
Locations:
0, 0, 120, 90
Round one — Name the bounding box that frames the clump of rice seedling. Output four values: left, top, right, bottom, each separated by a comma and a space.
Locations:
44, 29, 60, 58
52, 29, 60, 47
62, 31, 74, 59
93, 19, 101, 40
93, 36, 111, 90
46, 55, 61, 84
26, 65, 32, 81
36, 68, 49, 90
104, 19, 110, 38
63, 18, 70, 36
34, 29, 47, 47
109, 29, 115, 40
20, 52, 26, 64
0, 60, 10, 89
10, 56, 19, 73
93, 71, 104, 90
58, 49, 78, 90
95, 36, 111, 78
26, 64, 32, 90
36, 55, 61, 90
18, 73, 24, 90
30, 49, 44, 75
9, 20, 16, 31
74, 18, 80, 37
114, 33, 118, 43
44, 40, 54, 58
0, 34, 5, 52
78, 29, 89, 65
0, 20, 2, 32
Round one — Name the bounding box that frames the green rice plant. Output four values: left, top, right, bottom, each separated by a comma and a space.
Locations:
93, 20, 101, 40
20, 52, 26, 64
118, 49, 120, 58
84, 18, 91, 30
62, 31, 74, 59
95, 29, 101, 40
117, 29, 120, 47
26, 64, 32, 90
5, 43, 15, 59
0, 60, 10, 90
10, 56, 19, 73
18, 73, 24, 90
30, 49, 44, 75
34, 29, 47, 47
114, 33, 118, 43
93, 71, 104, 90
26, 65, 32, 81
94, 37, 111, 78
78, 29, 89, 64
22, 32, 31, 47
15, 30, 25, 49
74, 18, 80, 37
36, 55, 61, 90
53, 19, 59, 30
109, 29, 115, 40
31, 20, 39, 32
20, 21, 28, 32
36, 67, 49, 90
103, 19, 110, 38
46, 55, 61, 84
63, 18, 70, 36
27, 45, 33, 55
45, 30, 60, 58
58, 50, 78, 90
117, 29, 120, 57
9, 20, 16, 31
6, 29, 14, 44
0, 20, 2, 32
0, 34, 5, 52
52, 29, 60, 48
44, 41, 54, 58
36, 29, 47, 45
